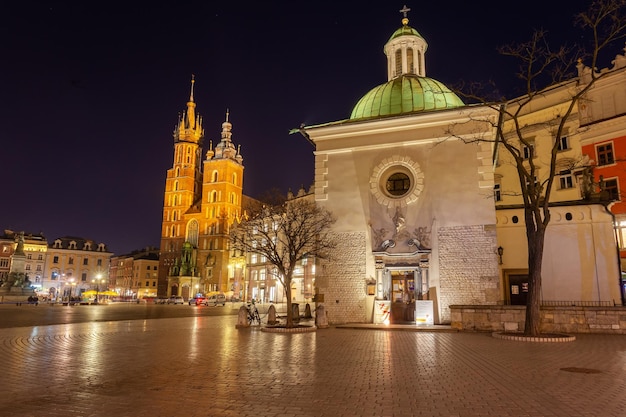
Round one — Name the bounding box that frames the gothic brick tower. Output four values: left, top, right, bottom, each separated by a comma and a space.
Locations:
158, 77, 245, 299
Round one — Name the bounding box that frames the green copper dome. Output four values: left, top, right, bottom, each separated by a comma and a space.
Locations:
388, 25, 423, 42
350, 75, 465, 120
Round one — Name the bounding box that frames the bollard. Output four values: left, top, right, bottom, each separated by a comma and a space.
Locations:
235, 305, 250, 329
304, 303, 312, 319
267, 304, 278, 325
315, 303, 329, 328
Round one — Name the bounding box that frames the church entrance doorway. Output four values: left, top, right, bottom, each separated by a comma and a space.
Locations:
389, 270, 416, 324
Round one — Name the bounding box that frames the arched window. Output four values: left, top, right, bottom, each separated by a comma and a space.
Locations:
174, 180, 179, 191
395, 49, 402, 76
186, 146, 192, 163
417, 50, 423, 75
173, 211, 177, 221
187, 220, 199, 246
175, 167, 180, 177
407, 48, 414, 74
212, 171, 218, 182
232, 172, 237, 185
210, 190, 217, 203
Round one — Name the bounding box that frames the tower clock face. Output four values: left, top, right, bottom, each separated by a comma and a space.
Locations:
370, 156, 423, 207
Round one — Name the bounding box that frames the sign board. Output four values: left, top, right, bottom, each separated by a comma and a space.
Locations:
373, 300, 391, 324
414, 300, 434, 325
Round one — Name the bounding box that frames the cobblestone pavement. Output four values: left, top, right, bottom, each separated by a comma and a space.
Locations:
0, 314, 624, 417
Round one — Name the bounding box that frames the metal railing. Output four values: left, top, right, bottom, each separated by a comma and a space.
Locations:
540, 300, 616, 307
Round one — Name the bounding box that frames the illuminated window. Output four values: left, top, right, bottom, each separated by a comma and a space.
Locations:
557, 136, 569, 151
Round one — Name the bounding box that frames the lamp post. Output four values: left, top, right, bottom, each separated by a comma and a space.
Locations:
68, 278, 76, 306
92, 274, 104, 304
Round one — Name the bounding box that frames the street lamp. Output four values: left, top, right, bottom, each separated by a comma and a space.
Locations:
92, 274, 104, 304
68, 278, 76, 306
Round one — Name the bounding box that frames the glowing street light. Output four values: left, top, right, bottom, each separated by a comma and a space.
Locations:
92, 274, 105, 304
67, 278, 76, 306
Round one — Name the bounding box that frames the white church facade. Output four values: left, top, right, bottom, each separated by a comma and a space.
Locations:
300, 9, 622, 325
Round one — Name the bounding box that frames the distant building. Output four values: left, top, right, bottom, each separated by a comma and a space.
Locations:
43, 236, 111, 301
0, 230, 47, 289
109, 247, 159, 299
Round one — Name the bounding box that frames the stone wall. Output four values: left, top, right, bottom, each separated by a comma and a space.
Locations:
438, 225, 500, 322
450, 305, 626, 334
317, 231, 368, 324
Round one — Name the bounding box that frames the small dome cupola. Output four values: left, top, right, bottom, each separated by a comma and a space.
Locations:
349, 5, 464, 120
383, 5, 427, 80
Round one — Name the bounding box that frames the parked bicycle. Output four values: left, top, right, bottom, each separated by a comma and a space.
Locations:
246, 300, 261, 325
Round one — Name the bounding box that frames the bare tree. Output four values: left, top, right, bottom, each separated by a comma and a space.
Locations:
230, 195, 336, 328
463, 1, 626, 336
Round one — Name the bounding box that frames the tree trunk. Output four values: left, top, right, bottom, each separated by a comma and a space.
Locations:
285, 282, 294, 328
524, 221, 546, 336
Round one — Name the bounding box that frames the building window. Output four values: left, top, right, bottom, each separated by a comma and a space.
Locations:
494, 183, 502, 201
603, 178, 619, 201
522, 143, 535, 159
97, 259, 102, 267
68, 257, 74, 265
557, 136, 570, 151
559, 170, 574, 189
38, 254, 43, 260
25, 265, 31, 270
83, 258, 88, 265
394, 49, 402, 76
597, 143, 615, 165
81, 273, 87, 282
386, 173, 411, 196
53, 256, 59, 264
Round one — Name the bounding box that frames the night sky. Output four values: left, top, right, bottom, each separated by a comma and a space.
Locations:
1, 1, 610, 255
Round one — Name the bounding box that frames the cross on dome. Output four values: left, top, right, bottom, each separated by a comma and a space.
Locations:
399, 5, 411, 25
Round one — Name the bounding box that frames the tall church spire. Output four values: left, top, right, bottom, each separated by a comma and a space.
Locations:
186, 75, 196, 129
173, 75, 203, 144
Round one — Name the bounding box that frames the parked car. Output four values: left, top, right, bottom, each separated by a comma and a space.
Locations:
201, 293, 226, 306
189, 297, 205, 306
167, 296, 184, 305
